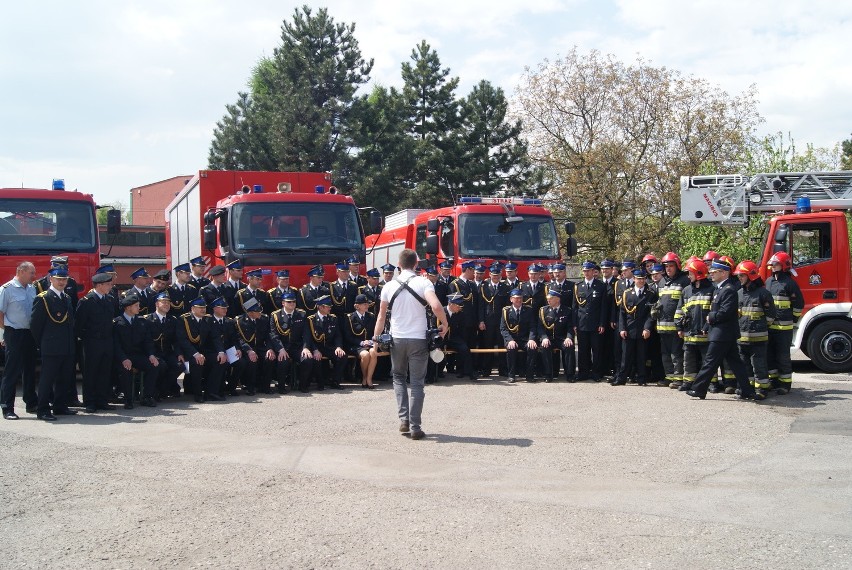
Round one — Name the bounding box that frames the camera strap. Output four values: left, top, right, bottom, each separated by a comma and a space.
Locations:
387, 275, 428, 311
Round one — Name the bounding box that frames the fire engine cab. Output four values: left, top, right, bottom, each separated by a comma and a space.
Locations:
681, 171, 852, 372
366, 196, 574, 279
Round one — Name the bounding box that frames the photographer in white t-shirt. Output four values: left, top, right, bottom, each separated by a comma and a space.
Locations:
373, 249, 447, 441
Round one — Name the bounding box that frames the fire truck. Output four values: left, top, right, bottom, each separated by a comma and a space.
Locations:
166, 170, 380, 287
681, 171, 852, 372
0, 179, 120, 296
366, 196, 574, 279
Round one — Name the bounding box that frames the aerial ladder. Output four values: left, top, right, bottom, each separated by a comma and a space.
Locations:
680, 170, 852, 373
681, 171, 852, 226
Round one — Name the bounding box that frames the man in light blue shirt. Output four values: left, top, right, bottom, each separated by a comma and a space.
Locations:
0, 261, 38, 419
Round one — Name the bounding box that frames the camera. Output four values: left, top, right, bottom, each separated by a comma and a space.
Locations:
375, 333, 394, 352
426, 327, 445, 363
426, 327, 443, 351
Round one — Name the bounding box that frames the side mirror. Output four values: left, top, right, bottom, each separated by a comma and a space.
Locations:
203, 224, 217, 251
369, 211, 384, 234
564, 221, 576, 236
106, 209, 122, 235
425, 235, 439, 256
774, 225, 788, 244
564, 237, 578, 257
427, 219, 439, 233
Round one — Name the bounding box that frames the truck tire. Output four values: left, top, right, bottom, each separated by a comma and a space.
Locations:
806, 319, 852, 373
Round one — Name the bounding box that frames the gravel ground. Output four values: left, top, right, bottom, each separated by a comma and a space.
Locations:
2, 364, 851, 569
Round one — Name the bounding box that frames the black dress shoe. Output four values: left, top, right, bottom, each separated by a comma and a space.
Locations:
53, 408, 78, 415
141, 397, 157, 407
68, 398, 84, 407
85, 406, 97, 414
686, 390, 706, 399
194, 395, 204, 403
124, 402, 134, 410
26, 405, 37, 414
508, 376, 516, 383
38, 413, 58, 421
206, 394, 225, 401
3, 410, 19, 420
244, 389, 256, 396
98, 404, 117, 411
610, 379, 626, 386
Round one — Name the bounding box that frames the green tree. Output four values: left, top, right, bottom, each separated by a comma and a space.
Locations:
208, 6, 373, 173
839, 133, 852, 170
399, 41, 461, 208
455, 80, 546, 196
347, 85, 416, 215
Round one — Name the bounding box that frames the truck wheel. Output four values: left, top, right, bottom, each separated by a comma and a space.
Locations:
806, 319, 852, 373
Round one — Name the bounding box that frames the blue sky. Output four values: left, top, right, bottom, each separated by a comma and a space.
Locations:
1, 0, 850, 208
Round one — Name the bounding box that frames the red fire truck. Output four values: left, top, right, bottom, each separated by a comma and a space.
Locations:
166, 170, 380, 287
366, 196, 573, 279
0, 180, 119, 295
681, 171, 852, 372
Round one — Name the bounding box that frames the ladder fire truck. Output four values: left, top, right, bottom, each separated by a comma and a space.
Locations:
681, 171, 852, 372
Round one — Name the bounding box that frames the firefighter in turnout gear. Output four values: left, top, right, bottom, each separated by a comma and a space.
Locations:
734, 260, 776, 400
674, 259, 715, 391
656, 252, 691, 387
765, 251, 803, 395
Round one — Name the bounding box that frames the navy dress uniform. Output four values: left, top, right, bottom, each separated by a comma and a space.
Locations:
499, 290, 536, 382
144, 270, 172, 315
30, 267, 77, 420
175, 297, 226, 402
144, 292, 184, 398
536, 289, 574, 382
329, 261, 358, 320
167, 263, 199, 318
298, 265, 330, 316
268, 269, 300, 311
189, 256, 211, 288
343, 294, 378, 387
208, 297, 241, 396
346, 256, 368, 288
687, 260, 756, 400
35, 256, 79, 309
300, 295, 346, 391
358, 269, 383, 312
613, 269, 656, 386
478, 263, 510, 377
237, 268, 274, 315
75, 272, 117, 411
224, 260, 246, 318
268, 291, 307, 392
113, 295, 165, 408
444, 294, 475, 379
574, 261, 608, 381
123, 267, 152, 316
199, 265, 229, 312
234, 297, 276, 394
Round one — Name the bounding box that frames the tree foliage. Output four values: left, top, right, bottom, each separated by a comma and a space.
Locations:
208, 5, 373, 173
840, 133, 852, 170
514, 48, 762, 257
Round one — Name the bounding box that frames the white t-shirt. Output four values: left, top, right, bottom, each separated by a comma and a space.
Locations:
380, 269, 435, 340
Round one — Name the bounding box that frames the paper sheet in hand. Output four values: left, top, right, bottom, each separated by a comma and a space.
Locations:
225, 346, 240, 364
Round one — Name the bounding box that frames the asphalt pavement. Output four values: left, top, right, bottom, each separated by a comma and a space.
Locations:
1, 353, 850, 569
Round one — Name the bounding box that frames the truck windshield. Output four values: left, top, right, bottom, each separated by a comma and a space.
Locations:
230, 202, 364, 253
458, 213, 559, 260
0, 199, 97, 252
